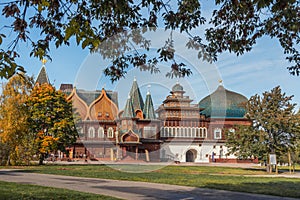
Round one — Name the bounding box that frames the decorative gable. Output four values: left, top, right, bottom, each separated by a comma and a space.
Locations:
88, 89, 118, 120
67, 88, 88, 120
121, 130, 140, 143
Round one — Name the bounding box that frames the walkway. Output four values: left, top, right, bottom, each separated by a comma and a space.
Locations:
0, 169, 298, 200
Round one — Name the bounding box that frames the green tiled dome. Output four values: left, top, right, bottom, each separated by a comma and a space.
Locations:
199, 85, 247, 118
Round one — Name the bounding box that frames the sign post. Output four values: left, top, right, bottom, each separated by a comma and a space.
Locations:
269, 154, 277, 174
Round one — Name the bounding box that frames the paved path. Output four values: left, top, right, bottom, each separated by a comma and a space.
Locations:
0, 169, 298, 200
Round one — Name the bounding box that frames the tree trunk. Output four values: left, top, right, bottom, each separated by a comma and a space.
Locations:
288, 150, 292, 174
6, 155, 11, 166
39, 154, 44, 165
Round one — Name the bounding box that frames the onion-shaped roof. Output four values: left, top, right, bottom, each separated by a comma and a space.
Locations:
172, 83, 184, 92
198, 85, 247, 118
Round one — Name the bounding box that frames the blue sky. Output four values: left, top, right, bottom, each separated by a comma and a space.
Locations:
1, 2, 299, 111
8, 29, 300, 111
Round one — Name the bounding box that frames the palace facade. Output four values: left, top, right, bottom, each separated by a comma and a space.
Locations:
60, 79, 253, 163
37, 65, 254, 163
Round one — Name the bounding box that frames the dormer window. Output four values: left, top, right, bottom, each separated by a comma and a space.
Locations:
98, 112, 102, 117
106, 112, 109, 118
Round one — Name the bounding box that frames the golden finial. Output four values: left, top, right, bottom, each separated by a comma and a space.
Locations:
219, 80, 223, 84
42, 58, 47, 65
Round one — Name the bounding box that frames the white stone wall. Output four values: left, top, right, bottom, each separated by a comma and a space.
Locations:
160, 142, 237, 163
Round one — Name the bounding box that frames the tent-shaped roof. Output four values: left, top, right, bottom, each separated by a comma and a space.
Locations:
129, 78, 144, 111
143, 91, 156, 119
35, 66, 49, 85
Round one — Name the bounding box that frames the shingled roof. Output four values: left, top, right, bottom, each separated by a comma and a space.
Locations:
35, 66, 49, 85
76, 89, 119, 108
143, 91, 156, 119
129, 78, 144, 112
123, 96, 134, 118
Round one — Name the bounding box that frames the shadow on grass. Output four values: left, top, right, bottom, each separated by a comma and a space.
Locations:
203, 180, 300, 198
54, 177, 109, 184
279, 169, 300, 173
243, 168, 268, 172
0, 169, 37, 175
91, 183, 293, 200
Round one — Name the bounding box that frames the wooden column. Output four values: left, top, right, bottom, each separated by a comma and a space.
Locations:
145, 149, 150, 162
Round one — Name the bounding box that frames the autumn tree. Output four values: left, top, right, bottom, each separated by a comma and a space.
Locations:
0, 0, 299, 80
27, 83, 77, 165
0, 74, 34, 165
226, 86, 300, 165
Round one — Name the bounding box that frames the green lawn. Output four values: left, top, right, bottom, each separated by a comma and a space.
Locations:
3, 164, 300, 198
0, 180, 121, 200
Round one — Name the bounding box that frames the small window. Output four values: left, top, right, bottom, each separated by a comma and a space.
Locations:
214, 128, 222, 139
88, 127, 95, 138
107, 127, 114, 138
98, 112, 102, 117
98, 127, 104, 138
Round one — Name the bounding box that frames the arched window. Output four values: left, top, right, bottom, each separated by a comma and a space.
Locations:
160, 127, 164, 137
180, 127, 184, 137
166, 127, 170, 137
172, 127, 176, 137
98, 127, 104, 138
196, 128, 200, 138
167, 127, 170, 136
163, 127, 167, 137
88, 127, 95, 138
188, 128, 192, 137
183, 127, 187, 137
107, 127, 114, 138
192, 128, 196, 138
176, 127, 180, 137
203, 127, 207, 138
214, 128, 222, 139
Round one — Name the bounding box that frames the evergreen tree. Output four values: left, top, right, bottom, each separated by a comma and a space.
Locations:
27, 83, 77, 165
0, 74, 34, 165
226, 86, 300, 164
